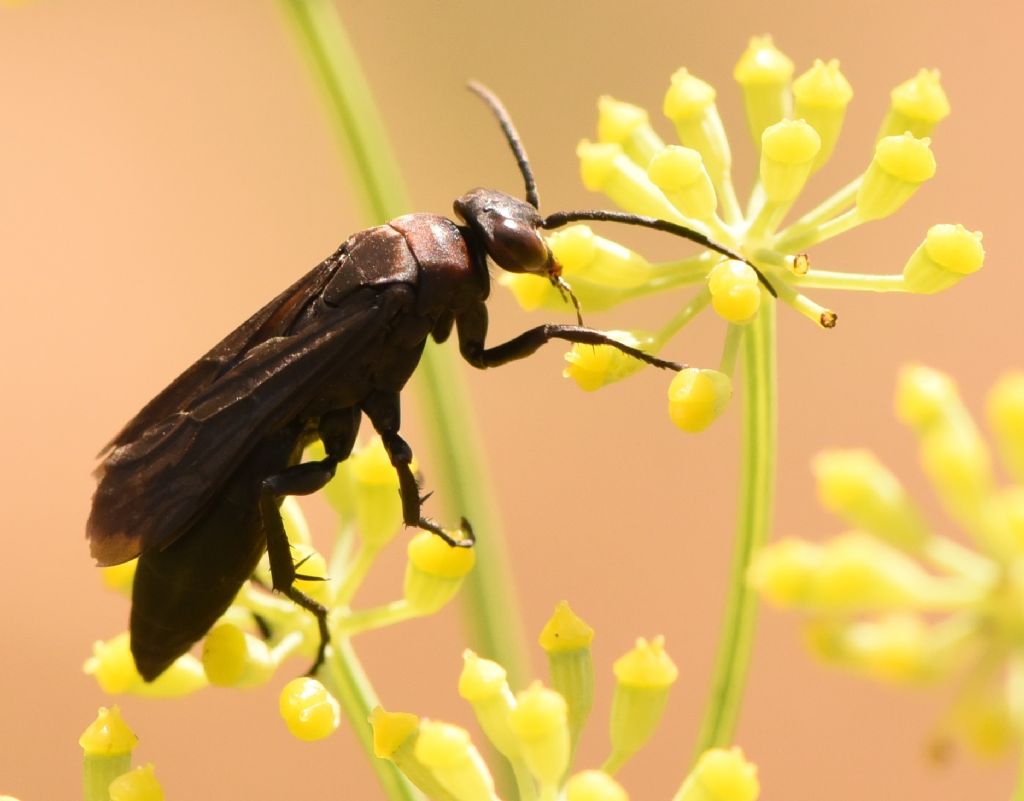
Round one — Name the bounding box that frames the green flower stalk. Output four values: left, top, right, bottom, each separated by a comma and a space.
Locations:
80, 707, 165, 801
751, 365, 1024, 757
499, 38, 981, 770
80, 707, 137, 801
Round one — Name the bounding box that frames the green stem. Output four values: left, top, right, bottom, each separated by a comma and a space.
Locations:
320, 639, 419, 801
690, 297, 776, 761
793, 270, 907, 293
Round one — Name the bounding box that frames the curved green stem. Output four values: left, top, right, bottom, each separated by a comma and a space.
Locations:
690, 297, 776, 761
320, 639, 419, 801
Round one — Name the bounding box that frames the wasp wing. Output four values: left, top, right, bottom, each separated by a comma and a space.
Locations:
99, 251, 344, 455
88, 283, 408, 566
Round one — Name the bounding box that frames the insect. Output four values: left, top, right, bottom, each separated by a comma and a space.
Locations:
88, 83, 767, 681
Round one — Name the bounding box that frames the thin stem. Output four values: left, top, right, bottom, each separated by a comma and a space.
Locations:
338, 600, 417, 636
793, 270, 907, 293
772, 176, 860, 250
718, 324, 743, 377
335, 544, 380, 607
653, 289, 712, 349
320, 639, 419, 801
690, 297, 776, 761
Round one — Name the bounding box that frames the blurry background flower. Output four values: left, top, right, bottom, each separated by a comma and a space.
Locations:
752, 366, 1024, 757
1, 2, 1013, 800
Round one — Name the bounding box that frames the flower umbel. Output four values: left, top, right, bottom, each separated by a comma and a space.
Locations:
503, 36, 981, 433
750, 366, 1024, 756
373, 601, 759, 800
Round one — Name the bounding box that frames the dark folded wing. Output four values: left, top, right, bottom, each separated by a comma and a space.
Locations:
88, 284, 402, 566
99, 251, 343, 455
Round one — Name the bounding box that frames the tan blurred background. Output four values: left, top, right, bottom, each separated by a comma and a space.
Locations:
2, 0, 1019, 797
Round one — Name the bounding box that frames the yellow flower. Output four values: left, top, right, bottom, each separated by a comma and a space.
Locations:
752, 366, 1024, 755
379, 604, 738, 799
501, 37, 980, 433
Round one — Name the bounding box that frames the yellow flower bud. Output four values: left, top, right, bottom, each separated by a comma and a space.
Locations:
578, 140, 688, 221
668, 368, 733, 433
919, 424, 994, 524
415, 721, 497, 801
84, 632, 207, 697
663, 68, 733, 185
608, 637, 677, 771
549, 225, 653, 290
109, 764, 165, 801
733, 35, 794, 147
539, 600, 596, 653
812, 449, 931, 550
500, 272, 559, 312
351, 436, 404, 548
279, 677, 341, 742
988, 371, 1024, 480
509, 682, 571, 787
369, 708, 463, 801
748, 538, 824, 607
895, 364, 960, 432
902, 224, 984, 294
458, 651, 520, 760
202, 623, 276, 688
564, 330, 656, 392
707, 261, 761, 323
371, 707, 420, 759
856, 133, 936, 220
759, 119, 821, 203
404, 530, 476, 614
80, 706, 137, 801
647, 146, 717, 221
100, 559, 136, 596
539, 602, 595, 752
879, 69, 951, 140
597, 96, 665, 167
79, 706, 138, 756
793, 59, 854, 170
674, 747, 759, 801
814, 533, 958, 613
566, 770, 630, 801
838, 614, 942, 683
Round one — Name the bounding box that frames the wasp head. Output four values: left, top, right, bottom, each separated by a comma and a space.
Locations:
454, 188, 559, 278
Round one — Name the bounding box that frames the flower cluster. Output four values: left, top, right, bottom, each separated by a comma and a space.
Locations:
502, 36, 982, 432
85, 437, 475, 740
750, 366, 1024, 756
370, 601, 760, 801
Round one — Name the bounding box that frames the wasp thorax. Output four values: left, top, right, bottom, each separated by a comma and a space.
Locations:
454, 188, 554, 275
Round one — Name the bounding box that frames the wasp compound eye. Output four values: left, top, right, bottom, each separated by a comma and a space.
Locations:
454, 189, 552, 275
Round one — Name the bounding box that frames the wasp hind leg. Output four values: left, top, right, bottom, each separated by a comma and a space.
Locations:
259, 407, 361, 675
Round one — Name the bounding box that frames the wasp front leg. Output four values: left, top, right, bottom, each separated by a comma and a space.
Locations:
455, 302, 684, 371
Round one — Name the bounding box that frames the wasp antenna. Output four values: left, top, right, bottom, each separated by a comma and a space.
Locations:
541, 209, 777, 297
467, 81, 541, 210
